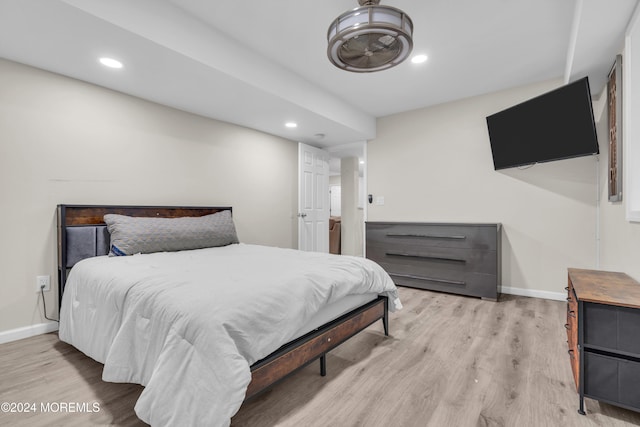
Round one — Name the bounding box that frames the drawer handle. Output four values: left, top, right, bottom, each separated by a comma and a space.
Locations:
565, 286, 569, 291
564, 323, 571, 330
568, 349, 575, 356
567, 310, 576, 318
386, 233, 467, 240
389, 272, 465, 286
386, 251, 466, 264
566, 297, 573, 302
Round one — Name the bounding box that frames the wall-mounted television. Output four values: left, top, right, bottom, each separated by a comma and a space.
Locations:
486, 77, 599, 170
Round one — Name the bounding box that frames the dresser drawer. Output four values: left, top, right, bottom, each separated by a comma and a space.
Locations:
566, 284, 578, 346
584, 303, 640, 356
366, 223, 498, 251
584, 352, 640, 407
386, 269, 497, 299
568, 343, 579, 392
566, 309, 577, 349
367, 243, 497, 276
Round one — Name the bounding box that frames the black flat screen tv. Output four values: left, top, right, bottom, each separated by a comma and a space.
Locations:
486, 77, 599, 170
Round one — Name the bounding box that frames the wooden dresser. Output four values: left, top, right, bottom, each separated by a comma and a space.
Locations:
566, 268, 640, 415
366, 222, 501, 300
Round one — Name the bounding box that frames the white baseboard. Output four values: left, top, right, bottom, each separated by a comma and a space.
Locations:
0, 322, 59, 345
501, 286, 565, 302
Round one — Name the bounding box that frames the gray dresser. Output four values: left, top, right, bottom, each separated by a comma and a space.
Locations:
366, 222, 501, 300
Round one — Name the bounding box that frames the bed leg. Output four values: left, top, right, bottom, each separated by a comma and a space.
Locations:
320, 355, 326, 376
383, 297, 389, 336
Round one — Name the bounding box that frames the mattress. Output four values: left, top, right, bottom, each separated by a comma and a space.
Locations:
291, 292, 378, 339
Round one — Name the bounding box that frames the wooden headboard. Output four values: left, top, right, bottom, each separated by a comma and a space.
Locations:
57, 204, 232, 307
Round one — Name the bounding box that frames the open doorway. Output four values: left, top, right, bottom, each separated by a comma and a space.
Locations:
328, 142, 366, 257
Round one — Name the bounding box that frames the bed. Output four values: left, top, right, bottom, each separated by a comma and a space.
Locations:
56, 205, 401, 427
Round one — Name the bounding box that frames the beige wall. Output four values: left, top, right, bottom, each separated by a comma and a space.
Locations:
0, 59, 298, 335
368, 79, 599, 296
599, 183, 640, 281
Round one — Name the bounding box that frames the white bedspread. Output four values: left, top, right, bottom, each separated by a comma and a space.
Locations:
59, 243, 400, 427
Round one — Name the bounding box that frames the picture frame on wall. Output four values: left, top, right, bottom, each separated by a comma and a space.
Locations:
608, 54, 623, 202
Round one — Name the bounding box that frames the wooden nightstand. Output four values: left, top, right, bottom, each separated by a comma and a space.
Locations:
567, 268, 640, 415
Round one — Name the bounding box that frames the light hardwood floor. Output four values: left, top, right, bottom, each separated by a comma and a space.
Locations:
1, 287, 639, 426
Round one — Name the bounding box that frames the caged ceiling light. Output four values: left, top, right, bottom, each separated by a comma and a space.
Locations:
327, 0, 413, 73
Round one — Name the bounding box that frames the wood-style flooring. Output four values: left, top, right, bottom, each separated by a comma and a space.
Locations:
1, 287, 639, 426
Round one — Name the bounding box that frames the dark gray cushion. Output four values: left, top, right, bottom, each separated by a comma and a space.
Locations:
104, 211, 238, 256
66, 227, 97, 267
66, 226, 112, 267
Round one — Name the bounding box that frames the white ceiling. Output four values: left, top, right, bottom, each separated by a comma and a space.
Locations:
0, 0, 637, 149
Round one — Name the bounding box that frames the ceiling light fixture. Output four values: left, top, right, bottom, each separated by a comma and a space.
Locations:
327, 0, 413, 73
285, 122, 298, 128
99, 57, 123, 69
411, 54, 428, 64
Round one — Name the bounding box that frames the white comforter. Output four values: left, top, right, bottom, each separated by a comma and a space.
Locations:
59, 243, 400, 427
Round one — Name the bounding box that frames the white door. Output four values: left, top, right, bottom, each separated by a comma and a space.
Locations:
298, 143, 330, 252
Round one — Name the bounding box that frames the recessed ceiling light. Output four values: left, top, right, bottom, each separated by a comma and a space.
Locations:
99, 57, 123, 69
359, 160, 365, 164
285, 122, 298, 128
411, 54, 428, 64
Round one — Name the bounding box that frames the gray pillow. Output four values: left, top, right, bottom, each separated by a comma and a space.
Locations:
104, 210, 238, 256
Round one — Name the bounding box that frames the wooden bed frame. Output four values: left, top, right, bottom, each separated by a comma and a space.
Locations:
56, 204, 389, 400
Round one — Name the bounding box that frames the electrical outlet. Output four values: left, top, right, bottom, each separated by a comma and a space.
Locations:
36, 275, 50, 293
